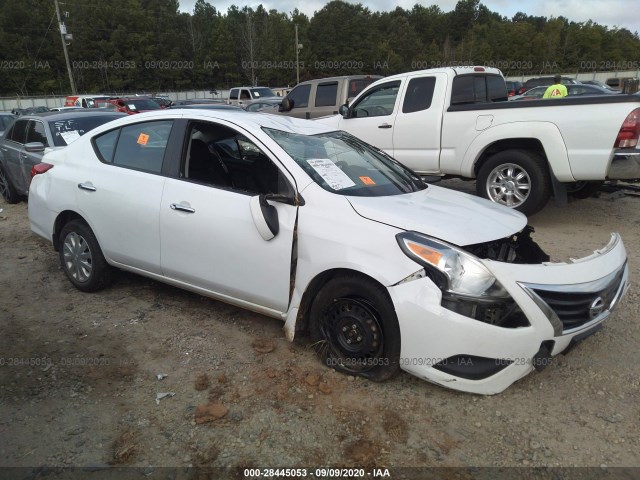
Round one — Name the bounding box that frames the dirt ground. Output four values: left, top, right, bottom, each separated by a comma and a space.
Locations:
0, 182, 639, 477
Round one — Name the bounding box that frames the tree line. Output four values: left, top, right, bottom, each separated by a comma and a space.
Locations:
0, 0, 638, 96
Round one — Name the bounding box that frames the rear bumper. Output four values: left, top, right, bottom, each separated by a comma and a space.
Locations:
607, 148, 640, 180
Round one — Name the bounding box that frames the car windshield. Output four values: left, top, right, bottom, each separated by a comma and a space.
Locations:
250, 88, 276, 98
264, 128, 426, 196
49, 115, 121, 146
127, 99, 161, 111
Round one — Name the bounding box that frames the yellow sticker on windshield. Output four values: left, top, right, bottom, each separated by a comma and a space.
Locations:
359, 176, 376, 185
137, 133, 149, 145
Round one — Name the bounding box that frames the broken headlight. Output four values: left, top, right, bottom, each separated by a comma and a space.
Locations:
396, 231, 509, 298
396, 232, 528, 327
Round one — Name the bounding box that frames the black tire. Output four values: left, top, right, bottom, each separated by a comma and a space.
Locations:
0, 164, 20, 204
476, 149, 551, 216
58, 219, 113, 292
566, 181, 604, 199
309, 274, 401, 382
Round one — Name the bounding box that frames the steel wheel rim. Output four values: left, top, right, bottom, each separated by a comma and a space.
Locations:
0, 168, 9, 200
62, 232, 93, 283
486, 163, 531, 208
321, 298, 383, 372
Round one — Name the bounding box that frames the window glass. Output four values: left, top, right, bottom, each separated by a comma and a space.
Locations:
26, 121, 48, 146
111, 120, 173, 173
264, 127, 425, 197
240, 90, 251, 100
229, 89, 238, 100
183, 121, 289, 196
348, 77, 379, 98
49, 114, 124, 147
93, 129, 120, 163
9, 119, 29, 144
315, 82, 338, 107
287, 84, 311, 109
402, 77, 436, 113
351, 81, 400, 118
0, 116, 14, 130
487, 75, 508, 101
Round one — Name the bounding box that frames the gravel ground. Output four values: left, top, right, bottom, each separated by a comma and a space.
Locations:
0, 183, 639, 477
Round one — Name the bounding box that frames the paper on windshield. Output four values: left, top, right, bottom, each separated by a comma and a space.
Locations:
59, 130, 81, 144
128, 104, 137, 110
306, 158, 355, 190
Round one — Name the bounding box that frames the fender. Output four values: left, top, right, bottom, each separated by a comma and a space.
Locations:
459, 121, 575, 182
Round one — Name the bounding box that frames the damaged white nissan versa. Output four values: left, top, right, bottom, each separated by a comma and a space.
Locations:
28, 110, 629, 394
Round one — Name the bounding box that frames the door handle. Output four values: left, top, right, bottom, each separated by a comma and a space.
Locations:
77, 183, 96, 192
378, 123, 392, 129
170, 203, 195, 213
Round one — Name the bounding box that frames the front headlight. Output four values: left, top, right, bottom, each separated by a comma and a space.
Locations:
396, 231, 509, 299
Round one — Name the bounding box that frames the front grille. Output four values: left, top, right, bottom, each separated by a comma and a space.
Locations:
532, 264, 626, 332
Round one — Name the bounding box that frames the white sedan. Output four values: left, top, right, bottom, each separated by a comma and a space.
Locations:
28, 110, 629, 394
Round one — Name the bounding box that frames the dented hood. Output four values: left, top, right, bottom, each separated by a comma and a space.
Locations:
346, 185, 527, 246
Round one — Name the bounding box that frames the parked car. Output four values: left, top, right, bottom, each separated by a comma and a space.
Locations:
523, 76, 580, 92
243, 97, 283, 113
169, 104, 243, 111
11, 106, 50, 116
505, 80, 525, 97
511, 84, 619, 101
316, 66, 640, 215
581, 80, 617, 91
64, 95, 111, 108
227, 86, 277, 106
279, 75, 383, 119
0, 110, 125, 203
0, 112, 16, 136
150, 97, 173, 108
172, 99, 226, 106
28, 109, 629, 394
95, 97, 162, 114
48, 106, 85, 112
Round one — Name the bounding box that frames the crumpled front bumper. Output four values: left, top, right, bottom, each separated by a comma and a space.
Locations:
387, 234, 628, 394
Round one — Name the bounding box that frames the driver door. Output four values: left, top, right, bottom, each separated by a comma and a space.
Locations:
337, 80, 402, 157
160, 119, 297, 313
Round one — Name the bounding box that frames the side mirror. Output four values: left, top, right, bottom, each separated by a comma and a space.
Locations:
338, 104, 349, 117
25, 142, 45, 153
250, 194, 280, 241
280, 98, 293, 112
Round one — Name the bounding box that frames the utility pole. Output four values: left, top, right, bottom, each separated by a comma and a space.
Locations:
295, 25, 303, 85
54, 0, 76, 94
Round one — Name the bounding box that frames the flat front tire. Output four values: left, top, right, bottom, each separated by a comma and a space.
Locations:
59, 219, 113, 292
309, 274, 401, 382
476, 150, 551, 216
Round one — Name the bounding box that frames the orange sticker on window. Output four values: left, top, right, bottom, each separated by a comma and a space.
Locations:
359, 176, 376, 185
137, 133, 150, 145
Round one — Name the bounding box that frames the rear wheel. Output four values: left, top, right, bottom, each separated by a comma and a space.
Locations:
0, 164, 20, 203
309, 274, 400, 382
477, 149, 551, 216
59, 219, 113, 292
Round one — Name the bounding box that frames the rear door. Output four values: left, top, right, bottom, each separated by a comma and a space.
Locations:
392, 73, 445, 172
74, 119, 175, 273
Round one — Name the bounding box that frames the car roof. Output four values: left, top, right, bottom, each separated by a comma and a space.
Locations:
20, 111, 127, 121
94, 109, 337, 137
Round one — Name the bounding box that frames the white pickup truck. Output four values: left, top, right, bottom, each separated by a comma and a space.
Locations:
316, 67, 640, 215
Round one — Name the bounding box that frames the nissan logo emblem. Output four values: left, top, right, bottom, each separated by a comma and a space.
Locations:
589, 296, 606, 319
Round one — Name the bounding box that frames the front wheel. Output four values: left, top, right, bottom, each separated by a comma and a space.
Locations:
309, 274, 400, 382
59, 219, 113, 292
476, 150, 551, 216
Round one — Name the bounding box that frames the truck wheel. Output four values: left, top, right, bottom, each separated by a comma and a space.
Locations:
566, 181, 604, 199
477, 150, 551, 216
309, 274, 400, 382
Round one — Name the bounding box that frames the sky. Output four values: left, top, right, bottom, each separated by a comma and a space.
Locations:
177, 0, 640, 34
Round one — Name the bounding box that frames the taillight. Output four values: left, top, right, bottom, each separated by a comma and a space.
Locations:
30, 162, 53, 179
614, 108, 640, 148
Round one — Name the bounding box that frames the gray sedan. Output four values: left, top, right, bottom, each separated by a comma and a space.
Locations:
0, 110, 125, 203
